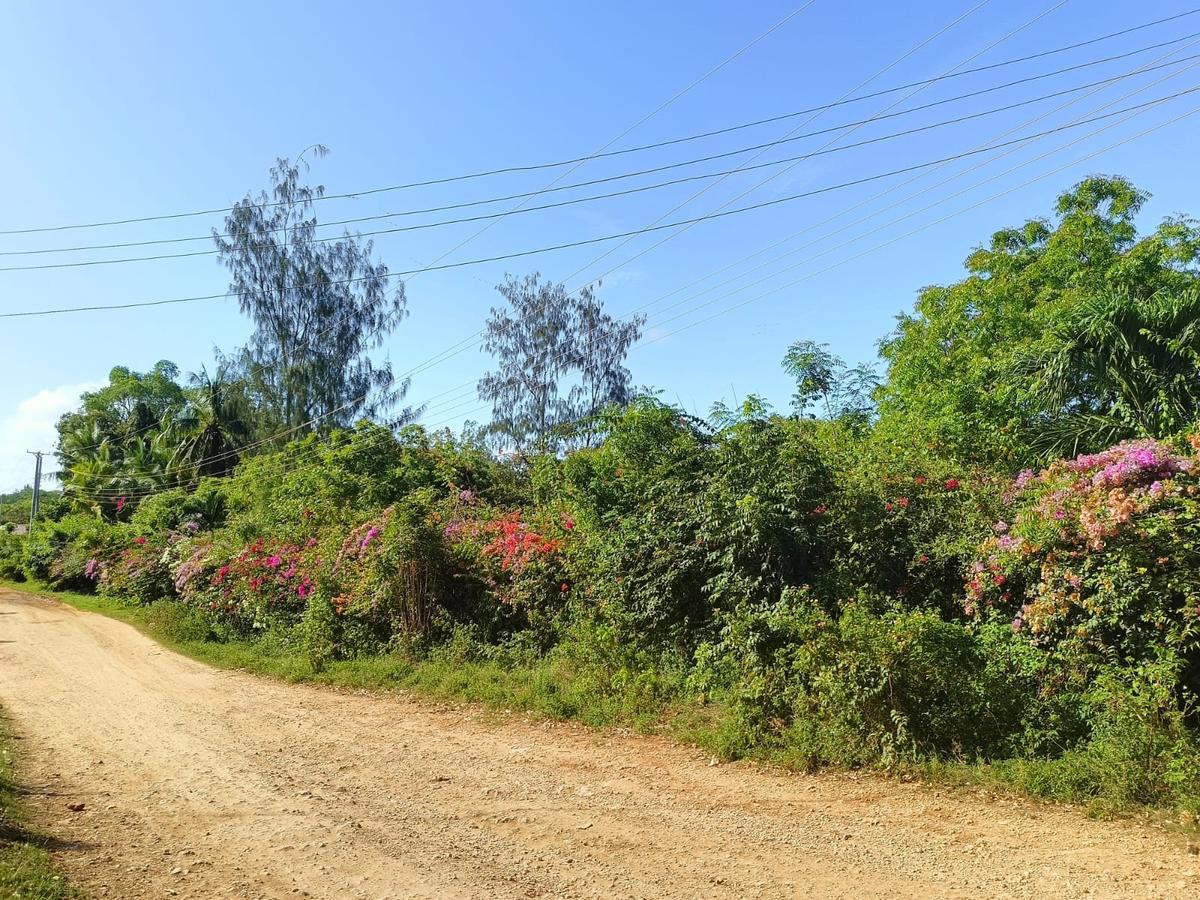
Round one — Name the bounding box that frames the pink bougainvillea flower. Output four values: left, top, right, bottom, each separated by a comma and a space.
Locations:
134, 536, 147, 546
944, 478, 960, 491
914, 475, 927, 486
897, 497, 909, 509
266, 555, 282, 569
562, 515, 576, 530
560, 582, 570, 593
885, 502, 894, 512
918, 554, 930, 564
810, 504, 828, 516
116, 497, 126, 512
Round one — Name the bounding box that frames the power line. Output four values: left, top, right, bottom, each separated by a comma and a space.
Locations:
2, 7, 1195, 239
558, 0, 1071, 296
12, 63, 1198, 273
10, 39, 1194, 261
7, 87, 1197, 321
61, 87, 1198, 499
193, 0, 1002, 440
0, 2, 814, 241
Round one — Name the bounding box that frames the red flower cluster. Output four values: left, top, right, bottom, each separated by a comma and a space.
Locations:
209, 537, 316, 615
482, 512, 562, 572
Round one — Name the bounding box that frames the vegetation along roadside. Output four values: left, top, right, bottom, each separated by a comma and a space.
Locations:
6, 175, 1200, 824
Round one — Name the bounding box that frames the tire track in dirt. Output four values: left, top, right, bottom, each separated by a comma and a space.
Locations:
1, 587, 1197, 899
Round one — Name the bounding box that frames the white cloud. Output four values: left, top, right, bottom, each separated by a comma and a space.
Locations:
0, 382, 98, 493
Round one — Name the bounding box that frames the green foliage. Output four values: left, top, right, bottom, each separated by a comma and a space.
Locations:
23, 514, 123, 590
782, 340, 880, 424
0, 531, 25, 582
702, 593, 1038, 766
877, 176, 1200, 465
24, 177, 1200, 816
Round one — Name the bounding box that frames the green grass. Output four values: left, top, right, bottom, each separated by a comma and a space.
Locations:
0, 710, 77, 899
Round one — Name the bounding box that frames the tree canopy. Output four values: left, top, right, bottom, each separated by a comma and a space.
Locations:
876, 176, 1200, 465
478, 273, 644, 452
214, 147, 414, 433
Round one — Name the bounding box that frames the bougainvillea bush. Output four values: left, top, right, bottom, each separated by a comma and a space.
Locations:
96, 534, 174, 603
967, 438, 1200, 694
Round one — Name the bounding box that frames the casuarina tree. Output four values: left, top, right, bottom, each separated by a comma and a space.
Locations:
214, 146, 415, 434
478, 273, 644, 452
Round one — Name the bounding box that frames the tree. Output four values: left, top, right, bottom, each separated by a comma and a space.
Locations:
1016, 286, 1200, 457
478, 274, 644, 452
782, 340, 880, 424
875, 176, 1200, 465
56, 362, 186, 515
214, 147, 414, 433
166, 362, 256, 480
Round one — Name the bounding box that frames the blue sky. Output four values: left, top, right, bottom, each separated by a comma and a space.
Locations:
3, 0, 1200, 490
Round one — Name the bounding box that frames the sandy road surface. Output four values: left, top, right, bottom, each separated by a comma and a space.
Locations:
0, 587, 1197, 899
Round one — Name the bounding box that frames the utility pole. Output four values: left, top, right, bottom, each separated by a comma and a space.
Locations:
26, 450, 43, 528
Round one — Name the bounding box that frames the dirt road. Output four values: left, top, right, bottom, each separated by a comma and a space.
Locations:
0, 587, 1197, 899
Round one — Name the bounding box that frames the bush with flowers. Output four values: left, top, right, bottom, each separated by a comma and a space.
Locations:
326, 492, 451, 644
437, 489, 579, 644
966, 439, 1200, 685
814, 426, 1004, 616
181, 535, 322, 634
96, 534, 174, 603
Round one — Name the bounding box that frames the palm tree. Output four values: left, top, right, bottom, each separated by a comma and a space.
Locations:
1017, 287, 1200, 457
61, 442, 121, 518
167, 365, 254, 481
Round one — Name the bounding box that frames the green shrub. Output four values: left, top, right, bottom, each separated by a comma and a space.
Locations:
995, 657, 1200, 813
0, 532, 24, 582
23, 514, 124, 591
707, 592, 1041, 767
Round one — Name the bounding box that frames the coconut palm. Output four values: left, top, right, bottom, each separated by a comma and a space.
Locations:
167, 365, 254, 481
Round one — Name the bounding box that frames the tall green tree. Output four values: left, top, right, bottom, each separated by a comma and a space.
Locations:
875, 176, 1200, 465
782, 340, 879, 424
478, 273, 644, 451
214, 147, 414, 433
56, 362, 186, 514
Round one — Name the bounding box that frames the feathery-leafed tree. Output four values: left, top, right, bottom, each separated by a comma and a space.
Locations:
214, 147, 415, 433
478, 273, 644, 452
782, 340, 880, 424
876, 176, 1200, 465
